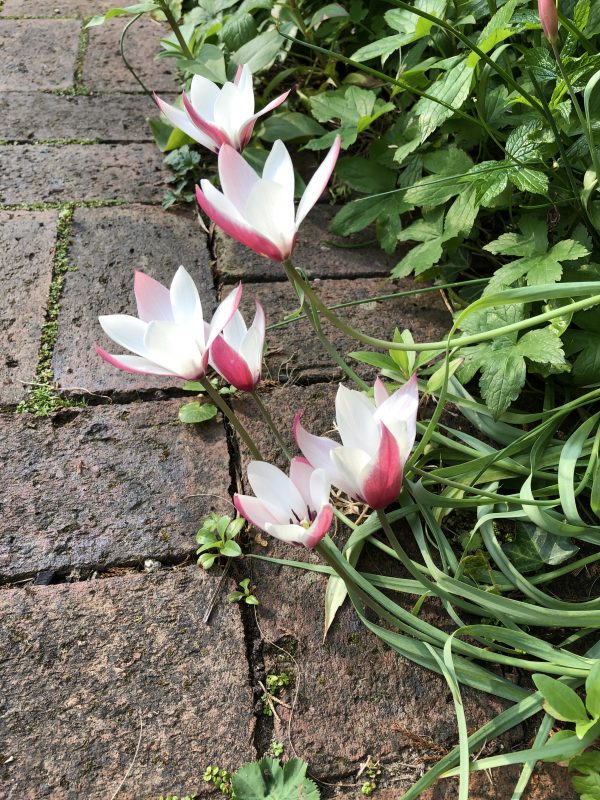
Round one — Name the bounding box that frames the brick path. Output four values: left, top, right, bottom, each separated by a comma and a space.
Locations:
0, 3, 575, 799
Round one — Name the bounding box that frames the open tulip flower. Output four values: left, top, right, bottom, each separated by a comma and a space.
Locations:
210, 300, 265, 392
154, 64, 289, 154
234, 458, 333, 548
294, 375, 419, 510
97, 266, 241, 380
195, 136, 341, 261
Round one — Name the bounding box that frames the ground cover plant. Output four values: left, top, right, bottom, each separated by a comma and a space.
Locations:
87, 1, 600, 797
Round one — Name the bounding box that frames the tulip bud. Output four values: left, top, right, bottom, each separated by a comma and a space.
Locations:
538, 0, 558, 44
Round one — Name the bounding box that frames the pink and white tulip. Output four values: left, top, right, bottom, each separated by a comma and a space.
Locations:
538, 0, 558, 44
234, 458, 333, 548
154, 64, 289, 153
210, 300, 265, 392
97, 266, 241, 380
195, 136, 342, 261
294, 376, 419, 510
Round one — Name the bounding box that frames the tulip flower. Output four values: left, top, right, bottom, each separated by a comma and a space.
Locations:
234, 458, 333, 548
210, 301, 265, 392
538, 0, 558, 44
195, 136, 342, 261
294, 375, 418, 510
154, 64, 289, 154
97, 266, 241, 380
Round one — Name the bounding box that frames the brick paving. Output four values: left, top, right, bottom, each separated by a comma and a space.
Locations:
0, 2, 574, 799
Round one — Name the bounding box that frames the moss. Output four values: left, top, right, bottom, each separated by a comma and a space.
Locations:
0, 199, 127, 212
0, 139, 100, 146
16, 204, 87, 417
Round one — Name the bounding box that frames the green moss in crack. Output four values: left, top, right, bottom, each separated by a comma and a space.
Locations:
0, 199, 127, 212
16, 204, 86, 416
0, 139, 100, 146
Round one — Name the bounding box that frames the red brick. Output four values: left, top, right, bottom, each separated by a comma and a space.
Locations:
214, 204, 400, 283
0, 19, 80, 90
83, 18, 178, 93
0, 92, 171, 142
0, 144, 165, 204
0, 210, 56, 405
53, 204, 214, 394
1, 0, 111, 16
0, 400, 231, 580
0, 567, 255, 798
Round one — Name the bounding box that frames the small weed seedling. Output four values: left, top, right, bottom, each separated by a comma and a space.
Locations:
203, 765, 233, 796
268, 740, 284, 758
262, 672, 291, 717
359, 756, 381, 796
228, 578, 259, 605
196, 514, 244, 570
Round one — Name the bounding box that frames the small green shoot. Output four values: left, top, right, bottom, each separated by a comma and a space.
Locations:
262, 672, 291, 717
228, 578, 259, 606
268, 740, 284, 758
360, 756, 381, 796
196, 514, 244, 570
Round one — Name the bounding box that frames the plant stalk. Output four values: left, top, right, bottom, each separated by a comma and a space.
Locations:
250, 390, 292, 459
200, 377, 263, 460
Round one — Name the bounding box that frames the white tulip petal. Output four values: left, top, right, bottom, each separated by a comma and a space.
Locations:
247, 461, 306, 521
97, 351, 175, 376
235, 63, 254, 106
240, 325, 262, 378
373, 377, 389, 407
245, 179, 295, 257
208, 283, 242, 346
214, 82, 254, 147
288, 458, 315, 507
218, 145, 261, 215
144, 321, 206, 378
234, 493, 282, 531
374, 374, 419, 461
296, 136, 341, 229
335, 384, 379, 457
263, 140, 295, 201
222, 310, 248, 349
309, 468, 331, 512
264, 521, 306, 544
99, 314, 149, 358
190, 74, 221, 120
170, 266, 204, 332
330, 446, 371, 501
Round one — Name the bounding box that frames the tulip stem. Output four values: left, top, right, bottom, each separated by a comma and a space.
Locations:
250, 390, 293, 459
200, 377, 263, 461
157, 0, 195, 62
282, 260, 368, 390
376, 508, 440, 597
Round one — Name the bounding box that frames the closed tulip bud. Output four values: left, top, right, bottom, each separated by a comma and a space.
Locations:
538, 0, 558, 44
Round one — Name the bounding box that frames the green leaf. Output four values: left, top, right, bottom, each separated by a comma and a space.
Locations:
349, 351, 399, 371
86, 2, 157, 27
478, 346, 526, 419
148, 118, 194, 153
516, 328, 566, 366
232, 29, 284, 73
506, 122, 543, 162
392, 237, 445, 277
563, 330, 600, 385
232, 758, 319, 800
220, 11, 256, 51
178, 402, 218, 424
413, 60, 474, 141
509, 168, 549, 196
258, 112, 325, 143
181, 381, 205, 392
336, 156, 396, 194
198, 553, 217, 569
330, 193, 409, 235
220, 540, 242, 558
503, 522, 579, 573
533, 674, 589, 723
586, 661, 600, 719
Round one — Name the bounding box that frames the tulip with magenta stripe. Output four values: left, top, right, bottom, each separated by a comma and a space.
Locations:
97, 265, 241, 380
154, 64, 289, 153
210, 300, 265, 392
195, 136, 341, 261
294, 376, 419, 510
234, 458, 333, 548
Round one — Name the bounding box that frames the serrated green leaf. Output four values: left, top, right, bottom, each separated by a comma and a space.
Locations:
178, 402, 218, 424
506, 122, 543, 162
232, 29, 284, 73
336, 156, 396, 194
517, 328, 565, 365
533, 674, 589, 722
259, 112, 325, 143
413, 60, 474, 141
330, 193, 409, 235
509, 168, 549, 195
478, 347, 526, 419
232, 757, 319, 800
392, 237, 445, 277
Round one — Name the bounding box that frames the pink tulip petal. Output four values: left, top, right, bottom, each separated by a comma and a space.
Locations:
196, 183, 285, 261
239, 89, 291, 148
95, 346, 174, 376
247, 460, 306, 520
134, 270, 173, 323
295, 135, 341, 229
154, 92, 217, 152
208, 283, 242, 346
289, 457, 315, 506
234, 63, 245, 85
210, 334, 256, 391
374, 373, 419, 462
303, 504, 333, 548
361, 422, 403, 510
182, 92, 229, 148
293, 411, 338, 473
234, 493, 282, 531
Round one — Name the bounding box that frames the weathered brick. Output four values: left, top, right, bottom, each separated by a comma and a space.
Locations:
1, 0, 111, 16
0, 143, 165, 204
83, 18, 178, 93
0, 92, 171, 142
214, 204, 399, 283
228, 276, 449, 384
0, 400, 230, 579
0, 211, 56, 405
0, 19, 80, 90
53, 204, 214, 394
0, 567, 255, 799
